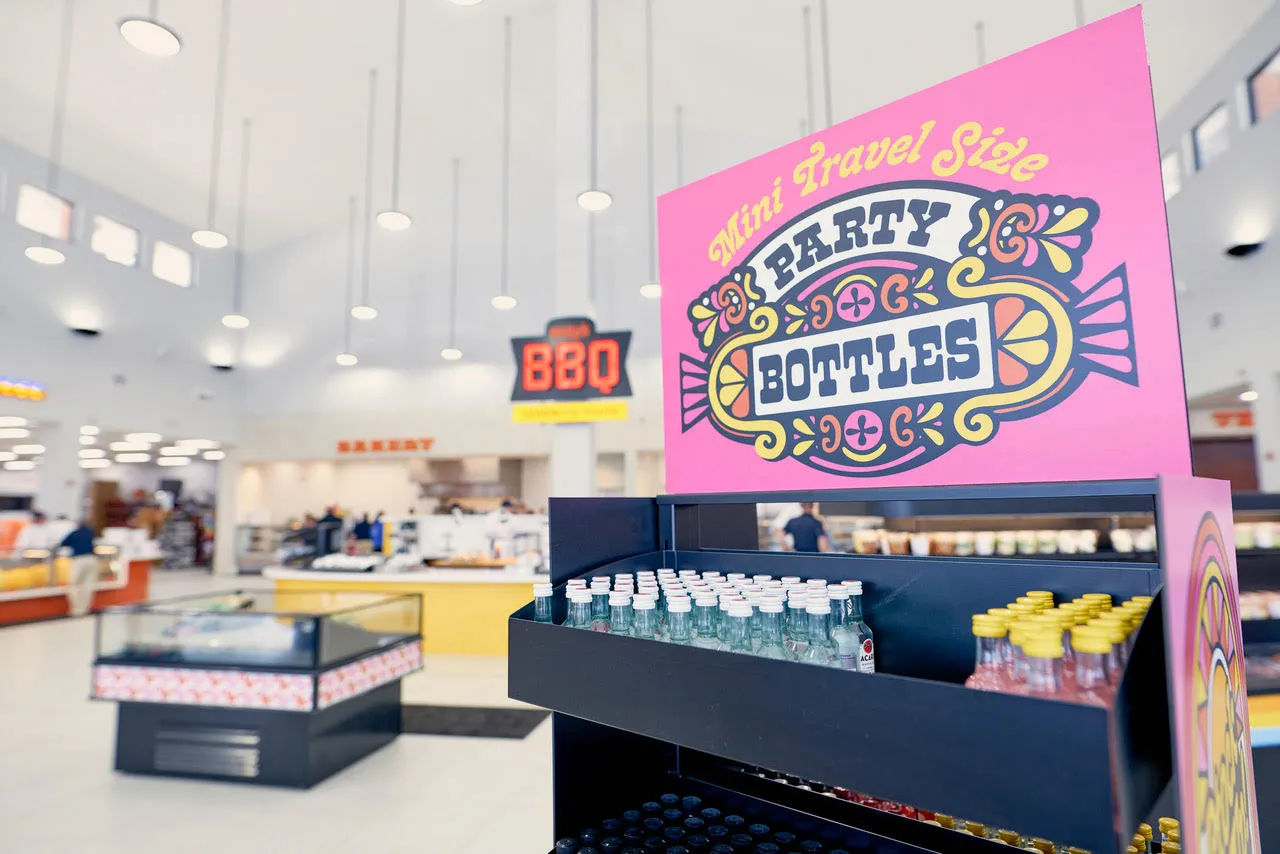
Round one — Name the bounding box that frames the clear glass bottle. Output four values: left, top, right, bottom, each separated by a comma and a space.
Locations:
786, 595, 809, 658
608, 591, 633, 637
756, 601, 788, 659
692, 595, 719, 648
720, 603, 754, 654
845, 581, 876, 673
799, 601, 837, 667
666, 597, 692, 644
827, 587, 857, 670
1023, 638, 1068, 699
1071, 627, 1113, 706
965, 615, 1007, 690
590, 582, 612, 629
534, 583, 554, 624
566, 591, 593, 629
632, 596, 658, 641
717, 597, 737, 646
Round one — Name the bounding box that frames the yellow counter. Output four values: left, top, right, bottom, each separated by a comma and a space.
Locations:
265, 567, 539, 656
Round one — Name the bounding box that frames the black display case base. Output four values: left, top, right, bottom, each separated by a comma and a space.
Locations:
113, 680, 402, 788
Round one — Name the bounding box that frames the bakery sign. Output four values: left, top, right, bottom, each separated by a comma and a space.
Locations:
656, 9, 1191, 493
337, 438, 435, 454
510, 317, 632, 423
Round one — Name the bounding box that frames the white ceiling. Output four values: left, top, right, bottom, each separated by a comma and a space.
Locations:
0, 0, 1273, 383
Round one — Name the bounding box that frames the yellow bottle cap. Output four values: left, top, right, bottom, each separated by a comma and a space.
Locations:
1158, 817, 1179, 834
1132, 833, 1147, 850
973, 616, 1007, 638
1163, 842, 1180, 853
1030, 841, 1055, 854
1168, 828, 1180, 842
1076, 623, 1126, 645
1026, 590, 1054, 602
1016, 596, 1046, 610
1083, 592, 1113, 603
1138, 822, 1153, 840
1024, 638, 1064, 658
965, 821, 986, 835
1071, 629, 1113, 654
1008, 602, 1040, 618
1131, 595, 1153, 604
1127, 848, 1139, 854
987, 607, 1015, 621
934, 813, 955, 829
997, 829, 1021, 844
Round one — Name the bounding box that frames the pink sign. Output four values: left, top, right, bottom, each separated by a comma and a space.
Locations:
657, 8, 1190, 493
1157, 475, 1261, 853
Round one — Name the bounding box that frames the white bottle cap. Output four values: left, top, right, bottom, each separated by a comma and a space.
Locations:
633, 597, 656, 611
726, 572, 747, 581
678, 569, 698, 576
667, 598, 691, 613
533, 583, 553, 596
728, 603, 753, 618
694, 595, 718, 607
781, 576, 802, 585
702, 571, 722, 579
827, 587, 850, 600
806, 601, 832, 615
759, 601, 784, 614
788, 597, 808, 610
615, 573, 633, 580
752, 575, 773, 583
567, 579, 587, 587
608, 591, 632, 606
846, 580, 864, 595
806, 578, 828, 587
569, 590, 592, 603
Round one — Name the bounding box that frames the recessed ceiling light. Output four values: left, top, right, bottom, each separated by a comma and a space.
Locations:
80, 425, 99, 435
203, 450, 226, 461
80, 458, 111, 469
440, 347, 463, 361
177, 438, 219, 450
115, 453, 150, 463
192, 229, 229, 249
118, 17, 182, 57
1240, 390, 1259, 402
350, 305, 378, 320
159, 446, 199, 456
221, 313, 250, 329
491, 294, 517, 311
79, 435, 97, 445
336, 352, 359, 367
0, 417, 27, 428
157, 456, 190, 466
12, 444, 45, 455
0, 452, 15, 462
79, 449, 107, 459
577, 189, 613, 212
25, 245, 65, 265
0, 428, 30, 439
4, 460, 35, 471
376, 210, 412, 231
125, 432, 162, 444
110, 441, 150, 452
447, 0, 485, 5
640, 283, 662, 299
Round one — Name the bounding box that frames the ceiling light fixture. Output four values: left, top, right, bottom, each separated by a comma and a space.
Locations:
336, 353, 358, 367
118, 1, 181, 58
443, 157, 464, 360
639, 283, 662, 300
115, 453, 150, 463
0, 452, 15, 462
79, 435, 96, 445
4, 460, 36, 471
641, 0, 659, 300
79, 448, 107, 458
354, 67, 380, 320
492, 16, 518, 310
159, 446, 198, 456
79, 424, 99, 435
0, 417, 28, 428
157, 456, 190, 466
192, 0, 230, 250
1241, 390, 1260, 402
110, 441, 150, 452
125, 432, 162, 443
12, 444, 45, 455
376, 0, 412, 232
203, 450, 226, 461
448, 0, 484, 5
222, 117, 254, 329
80, 458, 111, 469
177, 438, 219, 449
0, 429, 30, 439
576, 1, 611, 212
29, 1, 75, 267
1226, 242, 1263, 258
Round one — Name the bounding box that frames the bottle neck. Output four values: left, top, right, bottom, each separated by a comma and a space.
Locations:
633, 609, 657, 638
728, 614, 752, 650
848, 594, 865, 622
1076, 650, 1108, 691
667, 610, 691, 641
1026, 655, 1063, 696
760, 611, 784, 644
828, 600, 849, 630
975, 635, 1002, 669
789, 608, 809, 638
610, 605, 632, 634
570, 601, 592, 626
807, 612, 830, 644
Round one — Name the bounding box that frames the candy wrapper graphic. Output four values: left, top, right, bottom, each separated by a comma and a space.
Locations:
679, 182, 1137, 477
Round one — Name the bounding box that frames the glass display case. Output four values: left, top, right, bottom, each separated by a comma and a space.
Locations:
0, 545, 125, 599
95, 589, 421, 669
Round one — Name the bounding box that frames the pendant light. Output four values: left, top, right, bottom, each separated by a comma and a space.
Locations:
441, 158, 463, 361
975, 21, 987, 66
490, 17, 517, 311
802, 6, 815, 134
376, 0, 411, 231
119, 0, 181, 57
220, 118, 252, 329
26, 0, 75, 267
352, 68, 379, 320
337, 195, 359, 366
576, 0, 611, 211
192, 0, 230, 249
819, 0, 833, 127
638, 0, 660, 300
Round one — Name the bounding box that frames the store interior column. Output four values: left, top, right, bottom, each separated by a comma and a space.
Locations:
212, 447, 240, 576
37, 422, 85, 522
1254, 372, 1280, 491
549, 0, 596, 498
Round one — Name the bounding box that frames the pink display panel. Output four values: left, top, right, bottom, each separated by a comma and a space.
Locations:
1158, 475, 1261, 853
657, 8, 1190, 493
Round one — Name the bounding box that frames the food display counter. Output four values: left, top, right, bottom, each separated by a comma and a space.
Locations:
265, 565, 542, 656
91, 589, 422, 788
0, 545, 155, 625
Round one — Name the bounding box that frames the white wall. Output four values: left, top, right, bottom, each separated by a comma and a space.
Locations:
238, 459, 422, 526
89, 460, 220, 502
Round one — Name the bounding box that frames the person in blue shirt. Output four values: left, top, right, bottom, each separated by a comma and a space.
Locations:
783, 503, 830, 553
370, 512, 385, 553
60, 520, 98, 617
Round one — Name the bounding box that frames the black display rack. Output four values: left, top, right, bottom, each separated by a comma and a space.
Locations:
510, 480, 1188, 854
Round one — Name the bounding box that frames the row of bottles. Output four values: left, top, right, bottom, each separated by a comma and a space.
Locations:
736, 761, 1181, 852
966, 590, 1152, 704
534, 569, 876, 672
553, 792, 854, 854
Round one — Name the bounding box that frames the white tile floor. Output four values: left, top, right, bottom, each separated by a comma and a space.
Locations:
0, 571, 552, 854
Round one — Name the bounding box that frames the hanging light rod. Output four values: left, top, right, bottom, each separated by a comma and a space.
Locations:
639, 0, 659, 300
220, 117, 252, 329
119, 1, 181, 57
193, 0, 231, 249
353, 68, 379, 319
28, 0, 75, 267
377, 0, 411, 232
576, 0, 611, 212
491, 16, 517, 311
337, 195, 359, 366
442, 158, 463, 360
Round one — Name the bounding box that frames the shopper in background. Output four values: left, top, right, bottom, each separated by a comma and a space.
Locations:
352, 513, 373, 555
13, 510, 54, 555
767, 502, 804, 550
370, 511, 385, 553
60, 519, 98, 617
783, 502, 830, 553
316, 506, 343, 556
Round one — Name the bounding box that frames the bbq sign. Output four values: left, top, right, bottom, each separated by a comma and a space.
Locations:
658, 9, 1192, 493
510, 317, 632, 402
